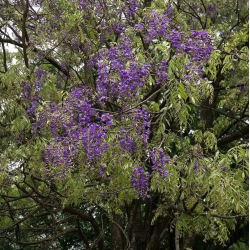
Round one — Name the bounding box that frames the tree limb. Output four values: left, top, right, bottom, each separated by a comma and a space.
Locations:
63, 205, 104, 250
200, 105, 248, 125
217, 126, 249, 146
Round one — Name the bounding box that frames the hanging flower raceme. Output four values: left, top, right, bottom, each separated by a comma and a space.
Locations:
20, 67, 47, 117
42, 123, 109, 179
94, 35, 150, 103
151, 148, 172, 182
124, 0, 140, 19
131, 166, 150, 198
38, 86, 110, 178
132, 108, 151, 148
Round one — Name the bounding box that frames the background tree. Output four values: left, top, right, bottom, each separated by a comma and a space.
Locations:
0, 0, 248, 249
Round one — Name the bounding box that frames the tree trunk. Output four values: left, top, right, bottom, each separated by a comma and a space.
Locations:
110, 214, 124, 250
200, 71, 223, 131
175, 226, 180, 250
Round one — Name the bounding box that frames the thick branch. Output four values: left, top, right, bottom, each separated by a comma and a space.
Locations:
217, 126, 249, 146
189, 191, 208, 212
146, 213, 171, 250
168, 199, 248, 220
77, 220, 90, 249
0, 38, 69, 76
0, 207, 40, 233
1, 41, 7, 72
200, 105, 248, 125
63, 205, 104, 250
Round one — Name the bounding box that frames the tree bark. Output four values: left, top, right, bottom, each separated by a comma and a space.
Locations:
217, 126, 249, 146
175, 225, 180, 250
200, 70, 224, 131
110, 214, 124, 250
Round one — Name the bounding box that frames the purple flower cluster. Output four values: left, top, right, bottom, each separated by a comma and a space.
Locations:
146, 11, 172, 43
164, 3, 175, 17
133, 108, 150, 148
35, 67, 47, 91
183, 31, 213, 64
80, 124, 109, 165
124, 0, 140, 19
78, 0, 91, 11
80, 41, 92, 53
165, 29, 212, 66
112, 21, 125, 35
21, 81, 32, 104
95, 35, 150, 103
39, 86, 111, 178
117, 107, 150, 154
71, 37, 80, 53
131, 166, 150, 198
14, 128, 27, 144
42, 122, 108, 179
134, 23, 144, 30
36, 13, 62, 38
151, 148, 172, 181
43, 143, 76, 179
221, 166, 227, 172
38, 82, 152, 182
99, 163, 107, 177
140, 9, 213, 87
21, 67, 47, 117
194, 162, 199, 172
145, 10, 212, 68
206, 4, 217, 17
155, 60, 169, 84
101, 113, 113, 127
98, 18, 125, 42
119, 128, 137, 154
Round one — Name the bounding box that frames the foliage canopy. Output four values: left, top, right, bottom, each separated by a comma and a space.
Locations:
0, 0, 249, 249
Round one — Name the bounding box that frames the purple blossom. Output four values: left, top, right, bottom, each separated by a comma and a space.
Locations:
95, 35, 150, 103
151, 148, 172, 181
156, 60, 169, 84
124, 0, 140, 19
101, 113, 113, 127
135, 23, 144, 30
21, 68, 47, 117
133, 108, 150, 148
221, 166, 227, 172
99, 163, 107, 177
206, 4, 217, 17
194, 162, 199, 172
61, 61, 67, 69
71, 37, 80, 53
119, 130, 137, 154
39, 86, 111, 178
112, 21, 125, 35
131, 166, 150, 198
239, 83, 246, 92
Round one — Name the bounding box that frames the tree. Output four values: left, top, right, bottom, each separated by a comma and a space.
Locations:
0, 0, 248, 249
